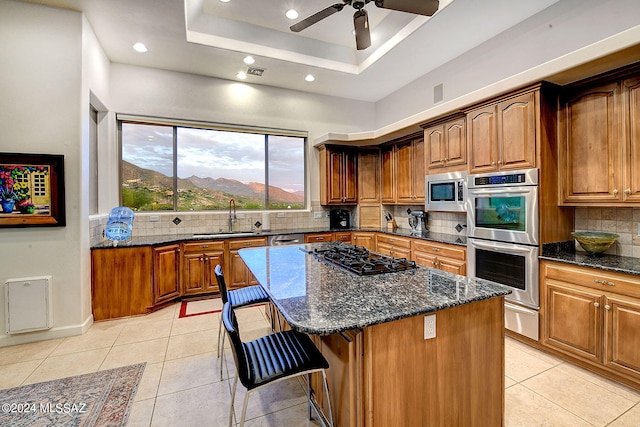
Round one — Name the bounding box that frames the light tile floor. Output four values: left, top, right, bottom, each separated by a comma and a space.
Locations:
0, 303, 638, 426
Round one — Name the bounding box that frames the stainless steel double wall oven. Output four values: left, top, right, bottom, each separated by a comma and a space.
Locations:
466, 168, 540, 340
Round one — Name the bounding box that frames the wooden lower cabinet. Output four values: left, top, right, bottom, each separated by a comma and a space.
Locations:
153, 244, 181, 305
352, 232, 376, 250
375, 234, 411, 259
412, 240, 466, 275
541, 261, 640, 388
311, 331, 363, 427
181, 241, 224, 296
91, 246, 153, 321
227, 237, 267, 290
310, 297, 504, 426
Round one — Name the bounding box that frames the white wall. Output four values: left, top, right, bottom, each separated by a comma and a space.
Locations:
108, 64, 377, 203
375, 0, 640, 128
0, 1, 90, 345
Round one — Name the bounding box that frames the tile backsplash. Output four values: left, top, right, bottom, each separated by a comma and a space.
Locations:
91, 205, 640, 259
575, 207, 640, 257
89, 202, 332, 246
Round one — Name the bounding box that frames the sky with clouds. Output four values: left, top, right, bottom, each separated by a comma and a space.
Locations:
121, 123, 305, 193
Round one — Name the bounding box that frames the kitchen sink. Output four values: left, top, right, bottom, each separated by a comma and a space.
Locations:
192, 232, 256, 238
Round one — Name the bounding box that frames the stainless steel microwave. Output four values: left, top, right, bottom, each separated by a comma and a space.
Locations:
425, 171, 467, 212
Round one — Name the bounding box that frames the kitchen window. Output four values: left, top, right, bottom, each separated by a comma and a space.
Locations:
118, 117, 307, 211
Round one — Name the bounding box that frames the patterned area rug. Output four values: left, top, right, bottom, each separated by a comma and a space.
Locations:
0, 363, 145, 427
178, 297, 223, 318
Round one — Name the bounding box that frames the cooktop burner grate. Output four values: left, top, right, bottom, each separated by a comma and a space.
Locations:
310, 242, 417, 275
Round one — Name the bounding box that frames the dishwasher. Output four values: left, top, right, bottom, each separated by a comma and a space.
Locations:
267, 233, 304, 246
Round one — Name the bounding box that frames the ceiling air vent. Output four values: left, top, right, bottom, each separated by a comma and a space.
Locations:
247, 67, 265, 77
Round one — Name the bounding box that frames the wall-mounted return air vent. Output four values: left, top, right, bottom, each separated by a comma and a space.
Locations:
247, 67, 265, 77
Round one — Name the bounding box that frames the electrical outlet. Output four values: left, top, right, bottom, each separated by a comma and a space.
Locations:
236, 213, 245, 219
424, 314, 436, 340
149, 215, 159, 222
314, 212, 322, 219
277, 212, 285, 218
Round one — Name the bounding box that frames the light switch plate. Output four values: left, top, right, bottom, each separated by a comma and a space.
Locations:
424, 314, 436, 340
314, 212, 322, 219
277, 212, 285, 218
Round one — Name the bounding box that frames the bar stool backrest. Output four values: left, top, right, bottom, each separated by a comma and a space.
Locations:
214, 264, 229, 304
221, 302, 251, 386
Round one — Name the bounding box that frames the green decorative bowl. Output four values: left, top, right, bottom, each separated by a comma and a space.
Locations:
571, 231, 619, 256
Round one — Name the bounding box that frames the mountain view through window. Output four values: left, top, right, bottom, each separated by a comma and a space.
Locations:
120, 121, 306, 211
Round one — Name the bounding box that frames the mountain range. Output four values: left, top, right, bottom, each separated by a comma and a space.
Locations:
122, 161, 304, 208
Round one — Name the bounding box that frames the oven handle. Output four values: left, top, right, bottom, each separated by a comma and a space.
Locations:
469, 240, 533, 253
469, 189, 532, 195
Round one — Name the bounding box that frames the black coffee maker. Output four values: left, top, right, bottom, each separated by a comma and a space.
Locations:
329, 209, 351, 230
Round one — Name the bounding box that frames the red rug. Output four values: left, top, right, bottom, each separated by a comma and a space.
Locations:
178, 297, 223, 318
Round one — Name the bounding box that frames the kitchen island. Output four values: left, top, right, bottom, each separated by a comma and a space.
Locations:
239, 242, 510, 427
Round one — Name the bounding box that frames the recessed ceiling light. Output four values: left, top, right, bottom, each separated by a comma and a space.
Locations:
132, 42, 148, 53
305, 74, 315, 82
219, 0, 231, 3
286, 9, 299, 20
243, 56, 255, 65
236, 71, 247, 80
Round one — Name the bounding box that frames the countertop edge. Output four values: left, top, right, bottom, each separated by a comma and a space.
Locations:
91, 228, 467, 249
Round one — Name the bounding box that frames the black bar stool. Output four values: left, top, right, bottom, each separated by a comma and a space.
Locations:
214, 264, 269, 379
221, 302, 334, 427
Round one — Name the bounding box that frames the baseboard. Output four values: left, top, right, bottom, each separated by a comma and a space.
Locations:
0, 314, 94, 348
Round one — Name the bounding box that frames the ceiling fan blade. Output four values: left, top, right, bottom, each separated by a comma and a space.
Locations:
374, 0, 439, 16
353, 9, 371, 50
290, 3, 346, 32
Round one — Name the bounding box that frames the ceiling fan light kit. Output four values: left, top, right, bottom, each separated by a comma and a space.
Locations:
290, 0, 439, 50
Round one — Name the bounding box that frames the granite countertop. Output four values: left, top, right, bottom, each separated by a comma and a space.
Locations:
91, 227, 466, 249
541, 241, 640, 276
238, 243, 509, 335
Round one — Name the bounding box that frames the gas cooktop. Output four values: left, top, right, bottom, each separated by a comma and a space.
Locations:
308, 242, 417, 276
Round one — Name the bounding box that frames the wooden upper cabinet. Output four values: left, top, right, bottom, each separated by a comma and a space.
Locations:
622, 76, 640, 203
319, 145, 358, 205
467, 90, 537, 173
358, 148, 380, 204
424, 116, 467, 172
498, 92, 537, 170
395, 136, 425, 204
559, 81, 622, 204
380, 145, 395, 204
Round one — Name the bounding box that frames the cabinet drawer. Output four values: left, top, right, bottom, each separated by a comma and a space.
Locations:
305, 233, 333, 243
333, 232, 352, 243
228, 237, 267, 250
543, 262, 640, 299
413, 240, 466, 261
183, 241, 225, 253
376, 234, 411, 249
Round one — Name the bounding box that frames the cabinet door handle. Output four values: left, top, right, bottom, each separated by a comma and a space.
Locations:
444, 157, 449, 162
593, 302, 600, 308
624, 188, 631, 195
498, 160, 502, 165
613, 189, 619, 196
432, 247, 440, 252
605, 304, 611, 311
491, 162, 496, 166
594, 279, 615, 286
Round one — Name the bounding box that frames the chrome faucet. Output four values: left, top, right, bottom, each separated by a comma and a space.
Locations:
228, 199, 237, 232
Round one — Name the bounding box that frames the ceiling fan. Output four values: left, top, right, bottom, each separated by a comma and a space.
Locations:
289, 0, 440, 50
